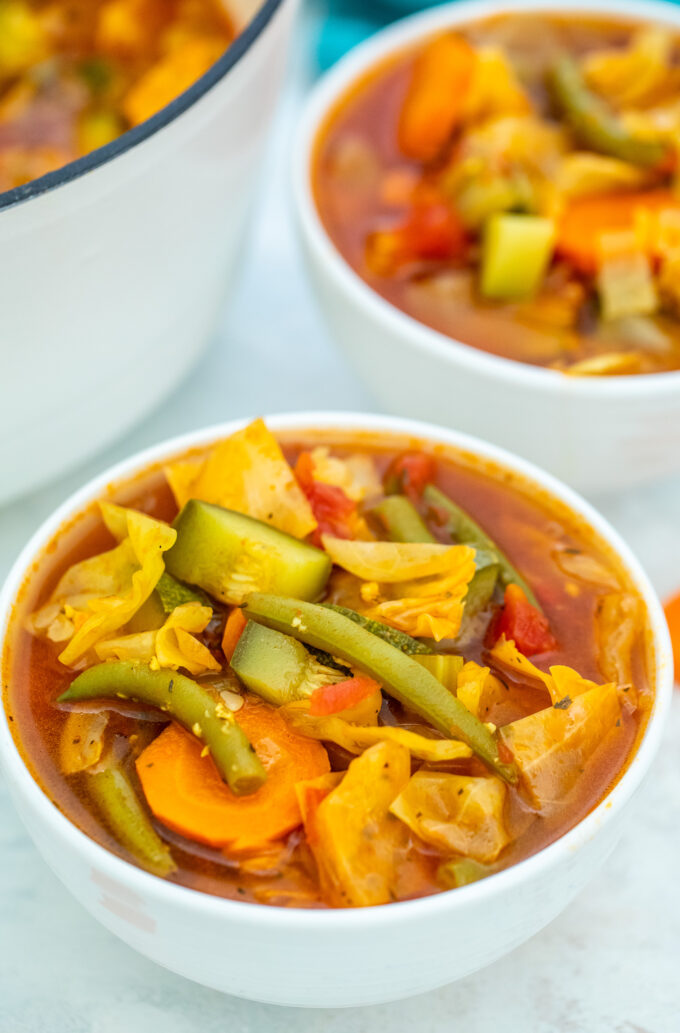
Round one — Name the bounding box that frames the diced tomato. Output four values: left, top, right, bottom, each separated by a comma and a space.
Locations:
496, 584, 557, 656
366, 200, 467, 275
295, 452, 357, 543
386, 450, 436, 500
401, 200, 467, 262
663, 591, 680, 684
222, 607, 247, 661
309, 675, 382, 716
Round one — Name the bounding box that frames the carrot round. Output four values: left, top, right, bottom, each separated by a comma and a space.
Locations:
663, 591, 680, 683
557, 189, 680, 274
222, 606, 247, 661
398, 33, 477, 162
136, 696, 330, 851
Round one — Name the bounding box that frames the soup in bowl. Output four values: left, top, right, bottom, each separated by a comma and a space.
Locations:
294, 0, 680, 493
313, 9, 680, 375
0, 413, 671, 1005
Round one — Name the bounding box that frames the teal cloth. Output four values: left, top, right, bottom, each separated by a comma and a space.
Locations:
316, 0, 447, 71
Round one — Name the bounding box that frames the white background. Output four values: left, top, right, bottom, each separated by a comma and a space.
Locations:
1, 8, 679, 1030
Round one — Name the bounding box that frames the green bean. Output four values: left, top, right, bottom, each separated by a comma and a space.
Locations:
371, 496, 436, 543
423, 484, 539, 608
88, 765, 176, 876
322, 604, 433, 654
549, 55, 670, 168
60, 662, 266, 795
465, 561, 500, 618
243, 595, 517, 783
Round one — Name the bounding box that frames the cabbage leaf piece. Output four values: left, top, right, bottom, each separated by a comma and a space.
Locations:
30, 504, 176, 667
456, 660, 505, 718
490, 636, 606, 703
499, 683, 621, 809
390, 771, 509, 863
595, 591, 642, 689
583, 27, 673, 108
308, 740, 411, 907
461, 48, 531, 123
164, 418, 316, 539
307, 447, 382, 502
59, 711, 109, 775
321, 537, 477, 642
281, 701, 472, 762
95, 601, 220, 676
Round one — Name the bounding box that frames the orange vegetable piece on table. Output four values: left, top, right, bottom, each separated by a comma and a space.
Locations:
136, 696, 330, 851
556, 189, 680, 274
663, 591, 680, 682
398, 33, 477, 162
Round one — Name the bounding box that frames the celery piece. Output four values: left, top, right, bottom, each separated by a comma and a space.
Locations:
481, 214, 555, 300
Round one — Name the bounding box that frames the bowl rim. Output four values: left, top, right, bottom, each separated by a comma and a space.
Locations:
0, 411, 673, 929
0, 0, 287, 215
292, 0, 680, 398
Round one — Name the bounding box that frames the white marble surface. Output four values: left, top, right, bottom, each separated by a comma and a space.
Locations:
1, 13, 680, 1031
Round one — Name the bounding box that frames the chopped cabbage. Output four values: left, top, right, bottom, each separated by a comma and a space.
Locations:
583, 28, 673, 108
306, 447, 382, 502
95, 601, 220, 676
491, 635, 608, 703
556, 152, 650, 199
30, 505, 175, 667
281, 701, 472, 762
500, 683, 621, 808
390, 772, 509, 863
321, 537, 477, 641
308, 741, 411, 907
164, 419, 317, 539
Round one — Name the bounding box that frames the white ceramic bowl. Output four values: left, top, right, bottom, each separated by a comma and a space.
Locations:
0, 0, 296, 506
0, 412, 672, 1007
293, 0, 680, 496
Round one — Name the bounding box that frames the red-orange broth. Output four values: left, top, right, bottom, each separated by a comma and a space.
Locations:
2, 429, 653, 907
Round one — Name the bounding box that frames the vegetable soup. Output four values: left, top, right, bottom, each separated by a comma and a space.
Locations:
313, 14, 680, 375
2, 420, 653, 908
0, 0, 235, 192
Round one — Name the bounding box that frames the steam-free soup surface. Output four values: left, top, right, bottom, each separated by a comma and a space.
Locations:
3, 423, 652, 907
314, 14, 680, 375
0, 0, 235, 192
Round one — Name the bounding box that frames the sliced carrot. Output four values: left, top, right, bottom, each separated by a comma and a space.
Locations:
663, 591, 680, 683
222, 606, 247, 661
398, 33, 477, 162
136, 696, 330, 851
309, 675, 382, 716
557, 189, 680, 274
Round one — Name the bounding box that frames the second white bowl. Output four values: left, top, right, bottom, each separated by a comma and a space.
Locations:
293, 0, 680, 495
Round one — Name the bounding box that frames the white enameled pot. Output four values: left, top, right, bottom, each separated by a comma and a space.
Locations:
0, 0, 296, 505
293, 0, 680, 496
0, 412, 672, 1007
